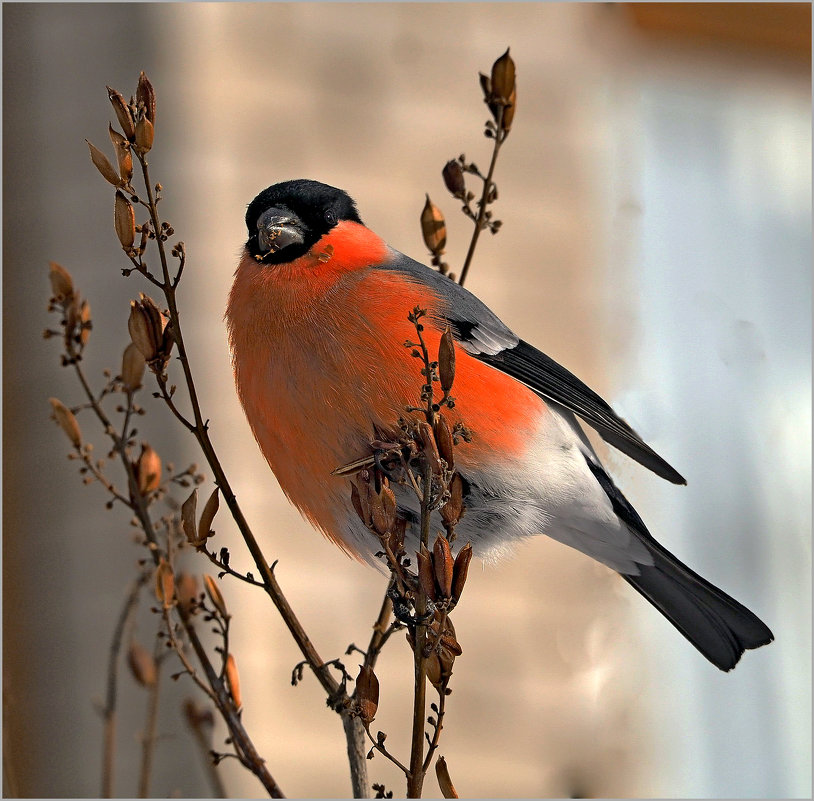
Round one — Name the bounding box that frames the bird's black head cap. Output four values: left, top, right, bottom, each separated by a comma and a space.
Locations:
245, 179, 363, 264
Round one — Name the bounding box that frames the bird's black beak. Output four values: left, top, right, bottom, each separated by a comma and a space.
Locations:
256, 207, 305, 255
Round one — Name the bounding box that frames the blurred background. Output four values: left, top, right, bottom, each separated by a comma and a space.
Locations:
3, 3, 810, 798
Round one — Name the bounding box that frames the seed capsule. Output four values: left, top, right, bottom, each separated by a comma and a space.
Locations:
49, 398, 81, 448
490, 48, 516, 104
420, 195, 447, 255
438, 328, 456, 394
181, 488, 199, 545
107, 86, 136, 140
417, 544, 438, 603
197, 488, 219, 544
203, 574, 228, 619
121, 342, 146, 392
451, 542, 473, 604
48, 262, 74, 303
86, 140, 121, 186
435, 756, 459, 798
225, 653, 242, 710
114, 190, 135, 250
134, 116, 154, 154
136, 71, 156, 125
135, 443, 162, 494
433, 534, 454, 598
442, 160, 465, 198
355, 664, 379, 725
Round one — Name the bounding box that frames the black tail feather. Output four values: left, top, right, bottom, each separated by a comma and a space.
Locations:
623, 540, 774, 671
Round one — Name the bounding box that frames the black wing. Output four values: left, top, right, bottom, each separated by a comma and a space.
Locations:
379, 249, 686, 485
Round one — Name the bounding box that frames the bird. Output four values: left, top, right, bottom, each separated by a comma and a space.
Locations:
226, 178, 773, 671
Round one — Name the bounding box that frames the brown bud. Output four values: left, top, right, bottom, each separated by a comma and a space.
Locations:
502, 85, 516, 133
433, 535, 454, 598
136, 71, 156, 125
134, 116, 154, 154
355, 664, 379, 725
114, 190, 135, 250
86, 140, 121, 186
433, 415, 455, 470
417, 544, 438, 602
438, 327, 456, 395
203, 574, 228, 619
181, 488, 199, 545
109, 124, 133, 186
176, 572, 199, 612
420, 195, 446, 255
435, 756, 459, 798
128, 294, 166, 362
127, 641, 157, 688
78, 300, 92, 347
49, 398, 81, 448
121, 342, 146, 392
451, 542, 473, 604
197, 488, 219, 544
442, 160, 466, 198
155, 558, 175, 609
490, 48, 516, 104
49, 261, 75, 303
224, 653, 242, 710
135, 443, 161, 494
107, 86, 136, 140
441, 472, 464, 529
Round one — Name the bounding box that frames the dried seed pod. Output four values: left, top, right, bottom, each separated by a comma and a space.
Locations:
438, 327, 456, 395
490, 48, 516, 104
121, 342, 146, 392
49, 398, 82, 448
418, 421, 441, 475
433, 535, 454, 598
137, 71, 156, 125
128, 295, 166, 362
107, 86, 136, 140
181, 488, 199, 545
502, 85, 517, 133
417, 544, 438, 603
355, 664, 379, 725
433, 415, 455, 470
127, 641, 157, 687
388, 516, 407, 556
155, 558, 175, 608
86, 140, 121, 186
197, 487, 219, 544
175, 572, 199, 612
109, 124, 133, 186
48, 261, 74, 303
114, 190, 135, 249
225, 653, 242, 710
451, 542, 473, 604
435, 756, 459, 798
441, 472, 464, 529
134, 116, 154, 154
425, 651, 443, 689
203, 574, 228, 619
478, 72, 491, 102
420, 195, 447, 255
442, 160, 465, 198
135, 443, 161, 494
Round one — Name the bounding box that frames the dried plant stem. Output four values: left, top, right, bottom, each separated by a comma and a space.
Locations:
458, 106, 506, 288
135, 156, 368, 796
64, 343, 284, 798
137, 658, 162, 798
102, 575, 147, 798
406, 459, 433, 798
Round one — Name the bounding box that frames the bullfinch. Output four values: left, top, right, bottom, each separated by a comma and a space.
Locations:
226, 178, 773, 671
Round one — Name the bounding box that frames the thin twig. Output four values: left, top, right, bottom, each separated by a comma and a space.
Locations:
101, 574, 148, 798
458, 105, 506, 288
137, 655, 163, 798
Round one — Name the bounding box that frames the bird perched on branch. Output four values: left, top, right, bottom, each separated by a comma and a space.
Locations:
226, 178, 773, 671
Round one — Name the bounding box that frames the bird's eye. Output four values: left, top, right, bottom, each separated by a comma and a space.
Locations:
324, 208, 337, 226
